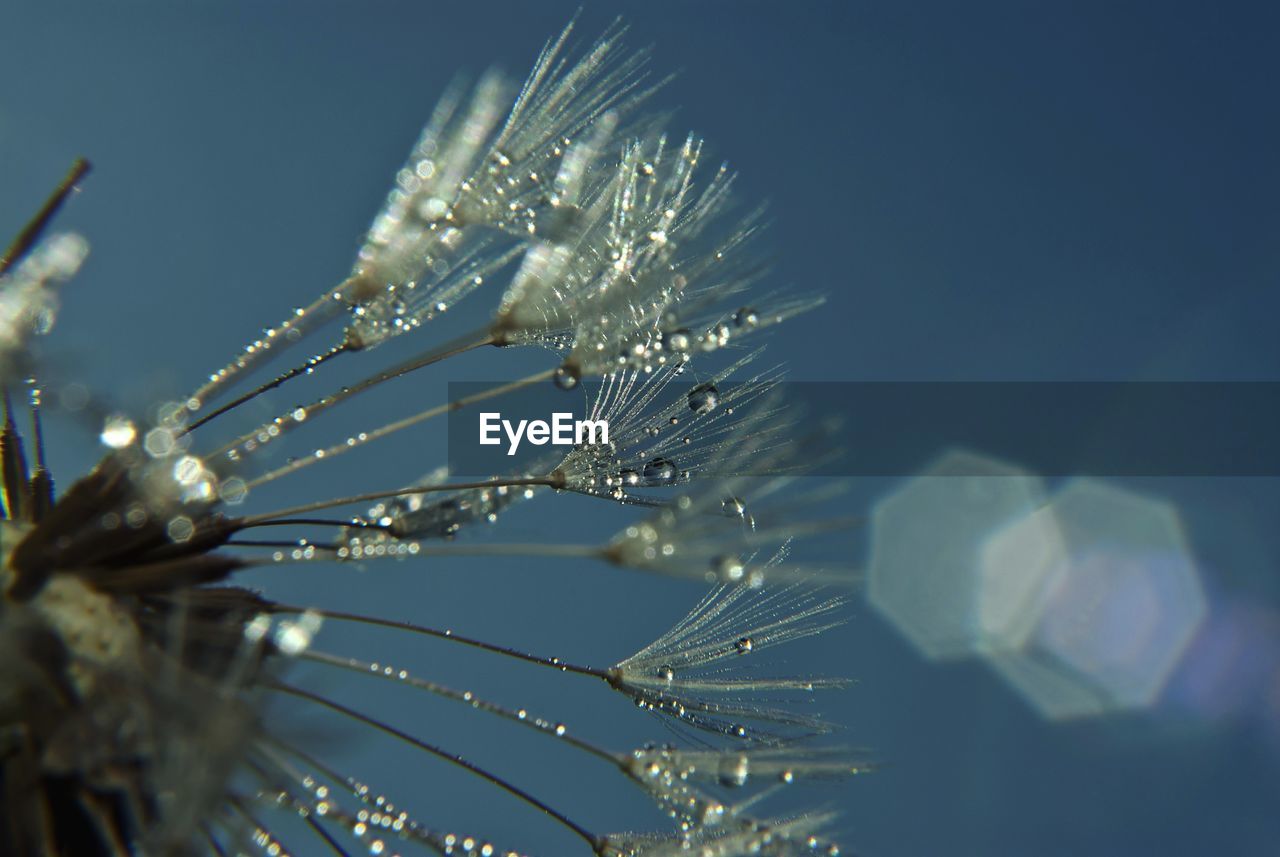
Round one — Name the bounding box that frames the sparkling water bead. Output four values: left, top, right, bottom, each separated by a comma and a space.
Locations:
642, 457, 679, 485
687, 382, 719, 414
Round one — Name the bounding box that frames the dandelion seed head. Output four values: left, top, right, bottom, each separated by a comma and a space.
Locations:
1, 17, 853, 856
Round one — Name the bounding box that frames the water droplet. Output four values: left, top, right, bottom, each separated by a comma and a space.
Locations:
735, 636, 754, 654
663, 328, 692, 352
721, 494, 756, 530
717, 754, 750, 787
713, 554, 746, 582
733, 306, 759, 328
100, 415, 137, 449
619, 468, 641, 486
275, 611, 323, 656
642, 457, 678, 485
553, 365, 580, 390
687, 382, 719, 414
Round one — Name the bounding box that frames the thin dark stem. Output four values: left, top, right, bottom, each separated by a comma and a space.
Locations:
226, 539, 342, 551
261, 740, 464, 856
210, 329, 495, 459
235, 516, 390, 532
275, 682, 603, 853
245, 757, 351, 857
0, 158, 91, 277
321, 328, 494, 412
238, 476, 558, 527
226, 794, 293, 856
265, 742, 357, 805
183, 343, 352, 434
28, 383, 46, 471
26, 382, 53, 520
200, 826, 228, 857
301, 814, 351, 857
244, 367, 555, 489
273, 604, 612, 682
1, 388, 28, 522
303, 649, 618, 764
188, 288, 348, 411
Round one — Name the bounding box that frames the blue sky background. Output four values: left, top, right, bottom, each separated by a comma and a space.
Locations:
3, 2, 1279, 855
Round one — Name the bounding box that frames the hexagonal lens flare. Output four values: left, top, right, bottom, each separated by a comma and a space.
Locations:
869, 449, 1208, 719
868, 449, 1050, 660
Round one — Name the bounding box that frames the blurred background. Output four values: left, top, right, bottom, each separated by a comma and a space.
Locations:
3, 1, 1278, 854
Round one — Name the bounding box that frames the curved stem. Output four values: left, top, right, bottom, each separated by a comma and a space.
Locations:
244, 757, 351, 857
237, 475, 558, 526
243, 367, 553, 490
189, 287, 350, 413
182, 343, 352, 435
303, 649, 617, 764
272, 604, 613, 682
1, 158, 91, 277
274, 683, 603, 853
225, 794, 295, 857
209, 328, 496, 460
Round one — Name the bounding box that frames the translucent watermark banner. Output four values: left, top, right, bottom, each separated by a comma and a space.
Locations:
446, 381, 1280, 477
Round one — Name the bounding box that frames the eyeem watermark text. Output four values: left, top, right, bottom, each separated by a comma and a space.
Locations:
480, 412, 609, 456
452, 382, 1280, 476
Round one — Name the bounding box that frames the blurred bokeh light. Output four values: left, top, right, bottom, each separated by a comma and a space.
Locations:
868, 449, 1049, 660
870, 451, 1208, 720
987, 479, 1207, 718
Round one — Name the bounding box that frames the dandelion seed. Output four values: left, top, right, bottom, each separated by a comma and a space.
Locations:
553, 353, 791, 502
600, 433, 857, 587
609, 582, 850, 742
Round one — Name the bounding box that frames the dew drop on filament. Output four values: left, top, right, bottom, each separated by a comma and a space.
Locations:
642, 457, 678, 485
663, 328, 692, 353
687, 382, 719, 414
717, 754, 750, 787
553, 365, 580, 390
713, 554, 746, 582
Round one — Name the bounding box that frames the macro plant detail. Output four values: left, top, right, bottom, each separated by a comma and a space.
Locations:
0, 21, 858, 857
